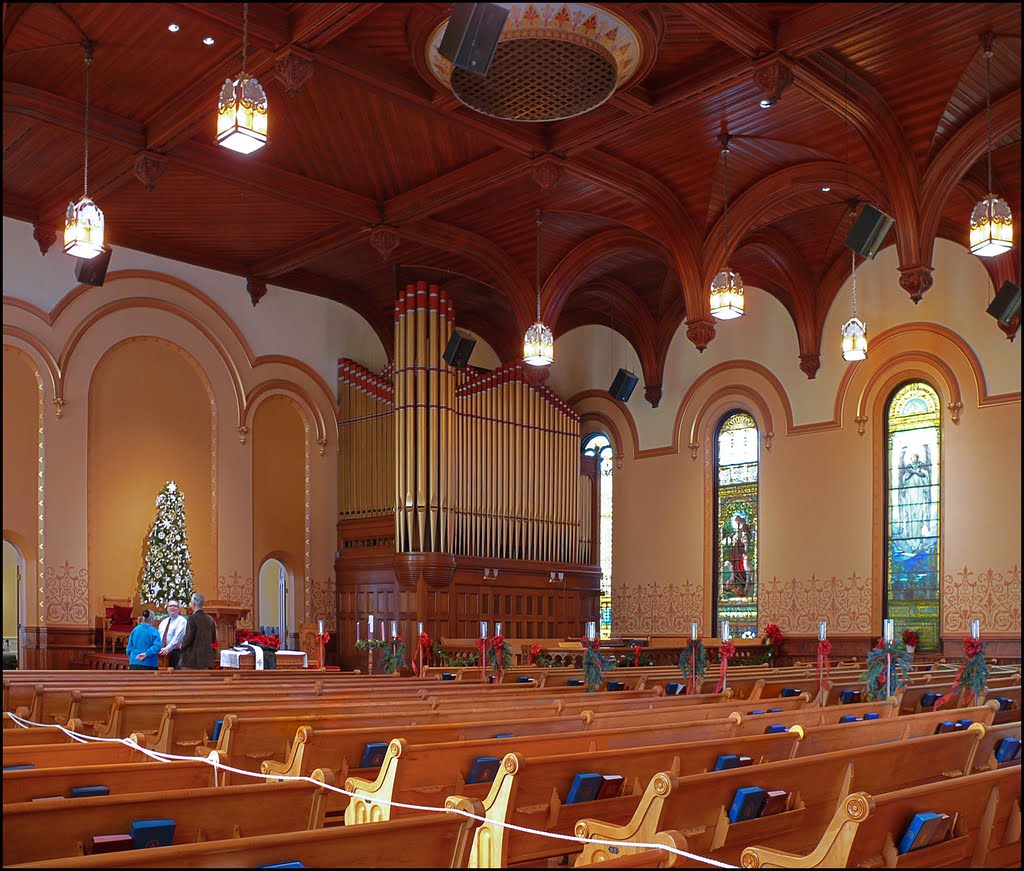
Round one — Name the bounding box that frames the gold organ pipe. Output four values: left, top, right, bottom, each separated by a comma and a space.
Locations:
427, 286, 439, 551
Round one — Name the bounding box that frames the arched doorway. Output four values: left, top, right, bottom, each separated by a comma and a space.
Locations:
257, 557, 293, 642
3, 540, 25, 667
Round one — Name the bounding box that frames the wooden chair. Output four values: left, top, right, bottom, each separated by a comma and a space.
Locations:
99, 597, 134, 654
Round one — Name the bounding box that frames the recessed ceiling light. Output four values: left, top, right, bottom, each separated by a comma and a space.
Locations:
167, 23, 180, 32
821, 186, 831, 192
203, 36, 215, 45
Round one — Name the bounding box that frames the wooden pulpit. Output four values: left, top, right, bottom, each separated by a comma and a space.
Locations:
204, 599, 251, 651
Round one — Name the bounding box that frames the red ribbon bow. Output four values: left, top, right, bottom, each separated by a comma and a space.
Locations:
634, 645, 641, 666
935, 635, 985, 709
476, 637, 487, 681
816, 639, 832, 699
528, 643, 541, 665
317, 631, 331, 645
418, 632, 432, 650
713, 641, 735, 694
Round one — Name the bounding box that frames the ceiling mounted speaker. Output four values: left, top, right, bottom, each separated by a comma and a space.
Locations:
845, 205, 895, 260
443, 329, 477, 368
74, 246, 113, 287
609, 368, 639, 403
986, 281, 1021, 326
439, 3, 509, 76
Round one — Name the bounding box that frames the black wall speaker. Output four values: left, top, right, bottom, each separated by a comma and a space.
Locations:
986, 281, 1022, 326
443, 329, 477, 368
845, 204, 895, 259
438, 3, 509, 76
608, 368, 639, 403
74, 246, 113, 287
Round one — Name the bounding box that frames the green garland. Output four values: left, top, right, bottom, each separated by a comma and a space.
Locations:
679, 639, 709, 681
355, 639, 389, 651
429, 641, 480, 668
956, 643, 989, 705
381, 639, 407, 674
581, 640, 615, 692
860, 641, 912, 700
487, 641, 513, 672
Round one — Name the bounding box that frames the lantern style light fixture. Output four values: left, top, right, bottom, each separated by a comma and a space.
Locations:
841, 250, 868, 361
969, 34, 1012, 257
523, 209, 554, 366
710, 134, 744, 320
64, 41, 105, 259
216, 3, 268, 154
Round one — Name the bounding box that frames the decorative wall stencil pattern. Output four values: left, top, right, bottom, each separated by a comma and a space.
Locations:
218, 569, 254, 629
610, 579, 703, 634
310, 572, 338, 628
943, 564, 1021, 633
759, 573, 872, 634
44, 561, 89, 624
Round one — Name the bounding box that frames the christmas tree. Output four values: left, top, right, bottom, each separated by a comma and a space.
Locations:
138, 481, 194, 607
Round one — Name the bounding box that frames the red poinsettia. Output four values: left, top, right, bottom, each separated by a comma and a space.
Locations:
763, 624, 784, 649
235, 628, 281, 649
902, 628, 920, 648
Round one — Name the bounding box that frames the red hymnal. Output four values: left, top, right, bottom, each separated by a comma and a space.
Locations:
760, 790, 789, 816
596, 774, 625, 799
91, 834, 134, 854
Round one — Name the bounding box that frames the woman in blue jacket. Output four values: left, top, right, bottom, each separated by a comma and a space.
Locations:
126, 609, 162, 670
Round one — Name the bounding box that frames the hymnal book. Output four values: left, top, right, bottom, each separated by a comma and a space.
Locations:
596, 774, 625, 799
760, 789, 789, 817
566, 772, 604, 804
768, 708, 783, 713
840, 689, 862, 704
765, 724, 788, 734
994, 696, 1014, 711
994, 737, 1021, 763
953, 719, 973, 731
922, 813, 953, 847
780, 688, 801, 698
728, 787, 767, 823
567, 678, 583, 687
360, 742, 389, 768
211, 719, 224, 741
714, 755, 741, 771
466, 756, 501, 784
897, 811, 945, 854
31, 796, 64, 802
91, 834, 134, 854
607, 680, 625, 692
839, 715, 860, 723
737, 756, 753, 768
495, 733, 515, 739
259, 864, 306, 868
863, 712, 881, 720
750, 710, 765, 715
666, 682, 680, 695
441, 672, 456, 681
934, 721, 956, 734
3, 764, 35, 771
129, 818, 176, 850
518, 676, 534, 683
920, 692, 940, 708
70, 785, 110, 798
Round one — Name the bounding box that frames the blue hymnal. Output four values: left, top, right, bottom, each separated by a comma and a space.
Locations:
360, 742, 389, 768
441, 672, 456, 681
995, 737, 1021, 763
750, 710, 765, 715
665, 682, 681, 695
840, 689, 861, 704
495, 733, 515, 739
607, 680, 625, 692
768, 708, 783, 713
839, 715, 860, 723
567, 678, 583, 687
714, 755, 741, 771
994, 697, 1014, 711
566, 772, 604, 804
467, 756, 501, 784
920, 692, 940, 708
727, 787, 767, 823
780, 688, 801, 698
129, 818, 176, 850
3, 764, 35, 771
211, 719, 224, 742
954, 719, 973, 731
70, 785, 110, 798
897, 811, 943, 854
518, 676, 534, 683
863, 712, 881, 720
765, 724, 788, 734
259, 864, 305, 869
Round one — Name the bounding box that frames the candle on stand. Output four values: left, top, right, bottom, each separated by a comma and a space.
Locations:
417, 621, 424, 636
970, 620, 980, 640
586, 621, 596, 641
883, 619, 894, 644
818, 621, 827, 641
691, 621, 699, 641
480, 621, 489, 639
495, 622, 503, 637
356, 621, 361, 643
390, 620, 398, 640
317, 618, 324, 636
720, 620, 731, 641
368, 614, 375, 639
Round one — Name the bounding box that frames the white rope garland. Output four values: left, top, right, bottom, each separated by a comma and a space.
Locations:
3, 710, 737, 867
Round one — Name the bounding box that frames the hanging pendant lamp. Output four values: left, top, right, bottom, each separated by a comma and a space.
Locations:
216, 3, 268, 154
523, 209, 554, 366
710, 134, 744, 319
841, 250, 868, 361
969, 34, 1012, 257
64, 41, 105, 259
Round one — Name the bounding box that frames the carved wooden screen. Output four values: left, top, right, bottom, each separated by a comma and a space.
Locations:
885, 381, 941, 649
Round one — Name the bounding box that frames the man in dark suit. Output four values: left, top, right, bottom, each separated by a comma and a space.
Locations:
178, 592, 217, 669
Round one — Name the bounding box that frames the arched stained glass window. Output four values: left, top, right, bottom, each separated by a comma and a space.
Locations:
885, 382, 941, 649
714, 412, 759, 637
582, 433, 614, 639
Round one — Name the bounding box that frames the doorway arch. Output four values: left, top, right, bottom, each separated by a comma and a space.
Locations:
3, 539, 25, 665
257, 557, 294, 642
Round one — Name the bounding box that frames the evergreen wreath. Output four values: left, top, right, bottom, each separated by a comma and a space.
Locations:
581, 637, 614, 692
861, 640, 912, 700
487, 639, 513, 672
679, 639, 709, 682
381, 638, 407, 674
936, 637, 988, 708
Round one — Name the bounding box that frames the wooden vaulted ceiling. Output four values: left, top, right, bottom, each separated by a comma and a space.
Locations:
3, 2, 1021, 402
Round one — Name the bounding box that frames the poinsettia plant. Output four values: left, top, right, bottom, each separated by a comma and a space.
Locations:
236, 628, 281, 649
902, 628, 920, 648
763, 623, 784, 650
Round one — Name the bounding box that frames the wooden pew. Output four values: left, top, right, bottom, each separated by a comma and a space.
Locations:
2, 774, 334, 865
3, 737, 153, 771
571, 727, 986, 867
738, 765, 1021, 868
7, 803, 486, 869
2, 759, 216, 804
972, 720, 1022, 772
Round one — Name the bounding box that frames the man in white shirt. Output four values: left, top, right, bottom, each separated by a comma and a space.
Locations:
158, 600, 188, 668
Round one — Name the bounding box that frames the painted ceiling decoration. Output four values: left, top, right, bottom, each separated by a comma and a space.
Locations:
3, 3, 1020, 405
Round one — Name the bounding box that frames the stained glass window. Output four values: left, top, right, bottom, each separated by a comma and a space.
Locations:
885, 382, 941, 650
582, 433, 614, 639
714, 412, 759, 637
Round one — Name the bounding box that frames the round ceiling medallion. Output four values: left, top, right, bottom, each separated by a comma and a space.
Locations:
427, 3, 641, 123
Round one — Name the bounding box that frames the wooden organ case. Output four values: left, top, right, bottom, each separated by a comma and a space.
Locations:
335, 281, 601, 667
